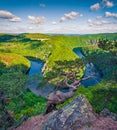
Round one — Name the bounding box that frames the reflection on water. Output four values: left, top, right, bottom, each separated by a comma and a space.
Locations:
27, 60, 44, 76
73, 48, 102, 87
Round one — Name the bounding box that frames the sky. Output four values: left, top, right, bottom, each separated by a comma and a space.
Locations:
0, 0, 117, 34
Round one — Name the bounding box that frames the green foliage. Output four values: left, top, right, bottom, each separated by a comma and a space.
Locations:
57, 81, 117, 114
7, 89, 47, 120
45, 58, 84, 85
77, 82, 117, 113
98, 38, 117, 51
0, 72, 27, 98
81, 47, 117, 82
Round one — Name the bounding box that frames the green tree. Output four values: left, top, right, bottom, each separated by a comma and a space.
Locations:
98, 38, 114, 51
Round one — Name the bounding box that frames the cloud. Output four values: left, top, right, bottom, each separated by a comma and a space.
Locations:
60, 17, 66, 22
105, 12, 117, 18
90, 3, 100, 11
1, 22, 117, 34
106, 1, 114, 7
102, 0, 114, 8
87, 25, 117, 34
52, 21, 57, 25
60, 11, 82, 22
87, 19, 112, 26
28, 15, 46, 24
40, 3, 46, 7
28, 26, 33, 30
0, 10, 22, 22
64, 11, 78, 19
46, 22, 117, 34
9, 17, 22, 22
90, 0, 114, 11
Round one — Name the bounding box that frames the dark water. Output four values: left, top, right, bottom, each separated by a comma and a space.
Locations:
27, 60, 44, 76
73, 48, 85, 58
26, 59, 56, 97
81, 63, 102, 87
73, 48, 102, 87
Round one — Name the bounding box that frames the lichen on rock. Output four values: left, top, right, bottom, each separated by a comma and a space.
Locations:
42, 95, 96, 130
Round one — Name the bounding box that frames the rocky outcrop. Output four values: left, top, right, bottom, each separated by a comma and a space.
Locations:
14, 115, 47, 130
100, 108, 117, 121
90, 117, 117, 130
42, 95, 96, 130
15, 94, 117, 130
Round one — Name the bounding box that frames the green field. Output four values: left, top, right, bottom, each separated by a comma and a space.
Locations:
0, 33, 117, 128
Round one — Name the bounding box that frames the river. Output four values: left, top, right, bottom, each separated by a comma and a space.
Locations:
28, 49, 102, 87
27, 60, 44, 76
73, 48, 102, 87
26, 48, 102, 97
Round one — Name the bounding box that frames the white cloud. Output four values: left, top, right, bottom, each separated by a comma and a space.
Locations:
40, 3, 46, 7
28, 15, 46, 24
1, 22, 117, 34
87, 19, 112, 26
0, 10, 13, 19
87, 24, 117, 34
105, 12, 117, 18
90, 3, 100, 11
102, 0, 114, 8
9, 17, 22, 22
64, 11, 78, 19
46, 22, 117, 34
46, 26, 79, 34
60, 11, 82, 22
28, 26, 33, 30
106, 1, 114, 7
60, 17, 66, 22
90, 0, 114, 11
52, 21, 57, 25
0, 10, 22, 22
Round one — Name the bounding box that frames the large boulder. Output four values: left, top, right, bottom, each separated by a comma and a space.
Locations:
42, 95, 96, 130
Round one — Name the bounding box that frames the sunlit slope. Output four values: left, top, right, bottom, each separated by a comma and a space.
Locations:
0, 53, 30, 72
0, 33, 116, 72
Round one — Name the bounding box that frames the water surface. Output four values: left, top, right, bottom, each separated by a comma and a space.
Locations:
28, 60, 44, 76
73, 48, 102, 87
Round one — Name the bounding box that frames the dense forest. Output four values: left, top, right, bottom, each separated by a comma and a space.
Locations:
0, 33, 117, 129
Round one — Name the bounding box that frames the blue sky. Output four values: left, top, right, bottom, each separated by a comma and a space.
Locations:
0, 0, 117, 34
